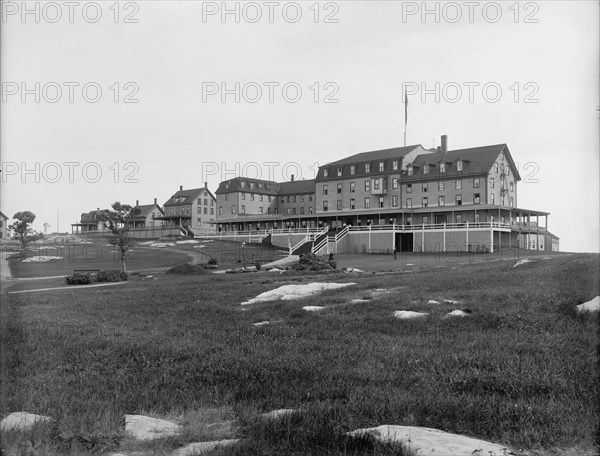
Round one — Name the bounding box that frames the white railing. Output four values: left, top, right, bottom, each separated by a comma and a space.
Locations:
289, 236, 309, 254
346, 222, 512, 232
271, 227, 325, 235
335, 226, 349, 242
312, 237, 328, 255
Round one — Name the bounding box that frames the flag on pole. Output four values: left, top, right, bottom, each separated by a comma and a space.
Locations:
404, 92, 408, 128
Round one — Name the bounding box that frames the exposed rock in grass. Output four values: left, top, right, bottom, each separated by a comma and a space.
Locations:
427, 299, 441, 305
252, 321, 270, 326
303, 306, 325, 312
393, 311, 428, 320
241, 282, 355, 305
262, 256, 299, 270
0, 412, 52, 430
342, 267, 364, 273
268, 268, 284, 272
124, 414, 180, 440
445, 309, 471, 318
513, 258, 533, 267
576, 296, 599, 313
177, 240, 199, 244
444, 299, 460, 304
22, 256, 62, 262
261, 409, 298, 419
348, 425, 513, 456
349, 298, 371, 304
170, 439, 239, 456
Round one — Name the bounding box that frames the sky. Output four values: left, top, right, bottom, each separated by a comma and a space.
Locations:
1, 0, 598, 252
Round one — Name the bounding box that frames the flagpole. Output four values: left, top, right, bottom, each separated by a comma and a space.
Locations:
403, 92, 408, 147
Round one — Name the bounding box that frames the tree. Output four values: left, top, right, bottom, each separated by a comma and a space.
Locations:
9, 211, 43, 257
100, 202, 140, 272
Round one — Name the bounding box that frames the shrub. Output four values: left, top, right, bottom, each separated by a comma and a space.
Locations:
292, 253, 337, 271
207, 258, 218, 266
166, 263, 207, 275
65, 273, 95, 285
97, 269, 128, 282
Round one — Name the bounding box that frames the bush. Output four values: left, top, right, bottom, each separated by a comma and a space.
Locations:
292, 253, 337, 271
207, 258, 218, 266
166, 263, 207, 275
65, 273, 95, 285
97, 269, 128, 282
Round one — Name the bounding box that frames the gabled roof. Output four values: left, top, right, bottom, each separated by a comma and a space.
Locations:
405, 144, 521, 181
323, 145, 423, 167
80, 209, 110, 223
164, 187, 216, 207
0, 211, 8, 220
278, 180, 315, 195
130, 204, 164, 220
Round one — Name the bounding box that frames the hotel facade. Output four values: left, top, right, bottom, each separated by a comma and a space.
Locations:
214, 136, 558, 254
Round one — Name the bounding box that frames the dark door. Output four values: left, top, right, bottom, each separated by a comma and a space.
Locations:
435, 214, 447, 224
397, 233, 413, 252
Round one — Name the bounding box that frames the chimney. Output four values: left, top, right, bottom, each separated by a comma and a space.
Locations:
204, 181, 208, 189
136, 200, 139, 207
154, 198, 157, 205
179, 185, 183, 191
291, 174, 295, 182
441, 135, 448, 154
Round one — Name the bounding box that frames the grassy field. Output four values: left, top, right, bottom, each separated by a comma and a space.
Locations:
0, 251, 598, 455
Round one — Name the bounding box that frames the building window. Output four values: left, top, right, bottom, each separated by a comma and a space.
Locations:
309, 206, 313, 214
259, 207, 263, 214
323, 185, 328, 195
474, 193, 480, 204
240, 182, 245, 188
494, 163, 499, 173
297, 206, 303, 215
408, 166, 413, 176
286, 195, 290, 203
241, 205, 245, 214
281, 197, 285, 203
490, 193, 495, 204
350, 165, 356, 175
364, 197, 370, 209
474, 213, 479, 223
510, 182, 514, 192
197, 206, 201, 214
365, 163, 371, 173
438, 181, 445, 191
490, 178, 495, 188
287, 208, 291, 215
210, 208, 214, 215
365, 180, 371, 191
392, 195, 398, 207
457, 160, 463, 171
423, 164, 429, 175
337, 200, 342, 210
231, 205, 236, 214
218, 206, 223, 215
440, 162, 446, 173
350, 199, 355, 210
507, 167, 510, 176
456, 214, 462, 224
292, 195, 297, 203
407, 184, 412, 194
197, 218, 202, 224
268, 207, 272, 214
438, 196, 445, 206
250, 194, 255, 201
422, 197, 428, 207
456, 179, 462, 190
392, 178, 398, 189
323, 201, 328, 211
249, 182, 254, 190
241, 192, 246, 200
374, 180, 380, 190
204, 207, 208, 214
197, 198, 201, 205
378, 196, 384, 208
423, 216, 428, 225
337, 167, 342, 177
379, 162, 384, 172
406, 198, 412, 208
422, 182, 428, 192
203, 198, 207, 205
473, 178, 480, 188
309, 195, 313, 202
456, 194, 462, 205
293, 207, 297, 215
268, 195, 272, 202
510, 197, 514, 207
324, 169, 328, 178
501, 163, 505, 174
349, 182, 355, 193
225, 194, 229, 201
337, 183, 342, 194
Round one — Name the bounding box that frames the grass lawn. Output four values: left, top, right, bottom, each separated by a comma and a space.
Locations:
0, 252, 598, 455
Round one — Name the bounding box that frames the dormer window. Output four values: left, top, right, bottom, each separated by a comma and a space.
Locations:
408, 166, 413, 176
249, 182, 254, 190
440, 163, 446, 173
350, 165, 356, 175
240, 182, 245, 188
423, 164, 429, 175
379, 162, 384, 172
365, 163, 371, 173
457, 160, 463, 171
324, 169, 328, 178
392, 160, 398, 171
500, 152, 504, 161
337, 167, 342, 177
